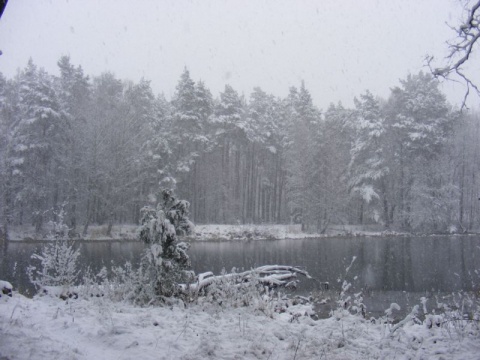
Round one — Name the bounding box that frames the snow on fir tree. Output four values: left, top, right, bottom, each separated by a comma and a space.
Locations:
138, 189, 194, 300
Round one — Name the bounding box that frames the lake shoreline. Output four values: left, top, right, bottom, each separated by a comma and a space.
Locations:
4, 223, 480, 242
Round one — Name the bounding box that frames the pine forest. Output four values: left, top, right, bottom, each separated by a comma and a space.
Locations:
1, 57, 479, 236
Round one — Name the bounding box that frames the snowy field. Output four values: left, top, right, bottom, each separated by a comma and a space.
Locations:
1, 292, 480, 360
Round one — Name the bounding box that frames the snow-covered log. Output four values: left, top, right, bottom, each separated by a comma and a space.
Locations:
180, 265, 312, 293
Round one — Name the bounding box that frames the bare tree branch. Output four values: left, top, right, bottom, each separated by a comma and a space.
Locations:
427, 0, 480, 109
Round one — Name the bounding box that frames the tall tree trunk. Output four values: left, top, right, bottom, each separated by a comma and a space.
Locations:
272, 153, 279, 222
242, 149, 249, 223
381, 179, 390, 228
277, 169, 284, 223
459, 136, 466, 228
248, 144, 256, 223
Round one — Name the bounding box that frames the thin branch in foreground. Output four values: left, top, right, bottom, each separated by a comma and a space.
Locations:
427, 0, 480, 109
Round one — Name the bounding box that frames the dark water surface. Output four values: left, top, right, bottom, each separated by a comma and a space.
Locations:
1, 236, 479, 317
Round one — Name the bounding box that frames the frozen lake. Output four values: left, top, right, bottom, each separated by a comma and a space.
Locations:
2, 236, 479, 317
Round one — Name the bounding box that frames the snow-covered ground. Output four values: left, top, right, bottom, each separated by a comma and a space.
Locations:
7, 224, 140, 241
6, 223, 406, 241
190, 224, 305, 241
189, 224, 402, 240
1, 292, 479, 359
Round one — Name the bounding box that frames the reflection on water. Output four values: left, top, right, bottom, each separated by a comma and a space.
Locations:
0, 240, 144, 296
190, 236, 480, 293
1, 236, 479, 315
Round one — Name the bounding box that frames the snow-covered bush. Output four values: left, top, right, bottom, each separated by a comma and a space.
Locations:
137, 189, 195, 302
80, 266, 108, 298
0, 280, 13, 298
107, 261, 162, 305
330, 256, 366, 319
424, 292, 480, 338
81, 263, 150, 304
27, 240, 80, 292
197, 268, 267, 308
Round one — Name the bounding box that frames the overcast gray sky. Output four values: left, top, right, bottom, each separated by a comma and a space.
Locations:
0, 0, 476, 109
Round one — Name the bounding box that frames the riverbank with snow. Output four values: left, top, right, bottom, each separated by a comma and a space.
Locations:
1, 292, 479, 360
4, 223, 410, 242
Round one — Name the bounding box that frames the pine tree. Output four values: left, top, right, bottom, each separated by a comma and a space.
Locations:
121, 79, 161, 223
171, 68, 202, 175
214, 84, 246, 223
0, 72, 14, 236
247, 87, 284, 223
141, 93, 174, 191
348, 91, 388, 224
13, 59, 67, 233
315, 102, 352, 230
385, 72, 456, 230
284, 83, 321, 231
55, 56, 91, 232
189, 80, 214, 222
83, 72, 125, 234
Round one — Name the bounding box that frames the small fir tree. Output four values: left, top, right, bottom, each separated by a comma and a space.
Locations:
138, 189, 194, 300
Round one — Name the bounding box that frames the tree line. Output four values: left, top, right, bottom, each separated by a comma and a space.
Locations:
0, 56, 479, 236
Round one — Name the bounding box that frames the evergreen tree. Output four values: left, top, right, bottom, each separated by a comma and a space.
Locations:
189, 80, 214, 222
284, 83, 321, 231
55, 56, 91, 232
171, 68, 203, 175
139, 189, 193, 299
452, 112, 480, 231
141, 93, 174, 192
0, 73, 15, 236
385, 72, 456, 230
13, 59, 67, 233
246, 87, 283, 223
348, 91, 388, 224
315, 102, 352, 230
82, 72, 124, 233
122, 78, 160, 223
213, 84, 247, 222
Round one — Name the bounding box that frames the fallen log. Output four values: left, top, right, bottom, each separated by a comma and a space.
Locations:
180, 265, 313, 293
